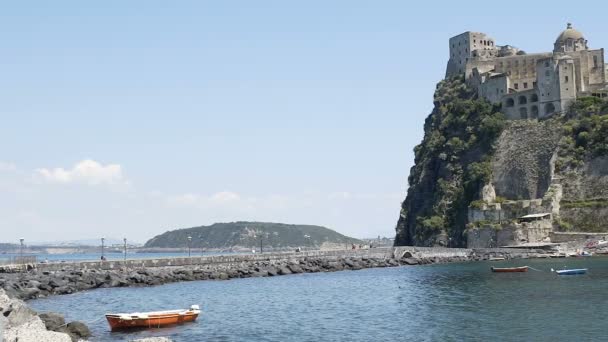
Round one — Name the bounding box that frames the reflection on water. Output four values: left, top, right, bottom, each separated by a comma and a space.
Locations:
30, 258, 608, 341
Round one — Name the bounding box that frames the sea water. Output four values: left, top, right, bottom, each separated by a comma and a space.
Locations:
29, 257, 608, 341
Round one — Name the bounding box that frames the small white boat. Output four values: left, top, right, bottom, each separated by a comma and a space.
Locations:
552, 268, 588, 275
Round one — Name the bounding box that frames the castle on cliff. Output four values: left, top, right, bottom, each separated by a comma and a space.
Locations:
446, 24, 608, 120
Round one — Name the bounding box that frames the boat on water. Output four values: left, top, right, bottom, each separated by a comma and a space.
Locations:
553, 268, 588, 275
488, 257, 506, 261
491, 266, 529, 273
106, 305, 201, 330
550, 254, 567, 258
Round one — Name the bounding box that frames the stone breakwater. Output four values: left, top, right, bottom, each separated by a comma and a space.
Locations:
0, 247, 540, 301
0, 247, 540, 342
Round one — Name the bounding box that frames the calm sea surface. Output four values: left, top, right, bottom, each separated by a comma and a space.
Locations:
29, 257, 608, 341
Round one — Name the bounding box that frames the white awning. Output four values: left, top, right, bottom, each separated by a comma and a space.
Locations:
520, 213, 551, 219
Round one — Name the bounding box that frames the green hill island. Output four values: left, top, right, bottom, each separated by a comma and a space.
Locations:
144, 222, 362, 250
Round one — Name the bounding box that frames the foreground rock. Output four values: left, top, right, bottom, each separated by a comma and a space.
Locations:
0, 288, 87, 342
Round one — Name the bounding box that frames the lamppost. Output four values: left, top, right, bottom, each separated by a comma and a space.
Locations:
304, 235, 310, 251
187, 236, 192, 257
101, 237, 105, 260
19, 238, 24, 264
123, 238, 127, 262
260, 237, 263, 254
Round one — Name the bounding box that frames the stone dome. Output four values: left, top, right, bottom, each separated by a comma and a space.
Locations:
555, 23, 584, 43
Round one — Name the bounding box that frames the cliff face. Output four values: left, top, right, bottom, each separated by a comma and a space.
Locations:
395, 77, 505, 247
395, 79, 608, 247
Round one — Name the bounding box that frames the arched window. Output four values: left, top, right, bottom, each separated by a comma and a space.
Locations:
519, 107, 528, 119
518, 96, 527, 105
545, 103, 556, 115
530, 94, 539, 102
505, 98, 515, 107
531, 106, 539, 119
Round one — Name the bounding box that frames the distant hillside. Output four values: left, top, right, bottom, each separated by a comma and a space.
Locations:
144, 222, 362, 249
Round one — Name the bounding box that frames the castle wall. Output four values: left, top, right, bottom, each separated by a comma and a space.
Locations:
493, 53, 552, 86
502, 89, 540, 119
478, 74, 509, 104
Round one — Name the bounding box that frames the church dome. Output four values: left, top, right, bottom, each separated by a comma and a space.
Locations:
555, 23, 584, 43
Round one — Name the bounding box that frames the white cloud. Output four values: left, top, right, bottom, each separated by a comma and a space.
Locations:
35, 159, 127, 186
0, 162, 17, 172
210, 191, 240, 203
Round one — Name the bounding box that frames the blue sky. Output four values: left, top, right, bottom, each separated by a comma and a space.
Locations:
1, 1, 606, 243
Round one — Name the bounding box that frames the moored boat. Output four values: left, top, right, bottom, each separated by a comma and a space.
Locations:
488, 257, 506, 261
106, 305, 201, 330
554, 268, 587, 275
491, 266, 529, 273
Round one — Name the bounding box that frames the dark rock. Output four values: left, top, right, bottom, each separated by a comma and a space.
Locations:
48, 279, 67, 289
39, 312, 66, 331
53, 286, 74, 295
343, 259, 355, 268
287, 264, 303, 274
403, 258, 419, 265
277, 267, 292, 275
65, 321, 92, 341
21, 287, 40, 300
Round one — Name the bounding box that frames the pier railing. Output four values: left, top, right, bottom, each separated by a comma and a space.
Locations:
0, 255, 37, 266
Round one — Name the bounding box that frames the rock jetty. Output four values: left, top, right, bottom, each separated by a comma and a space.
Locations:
0, 247, 539, 301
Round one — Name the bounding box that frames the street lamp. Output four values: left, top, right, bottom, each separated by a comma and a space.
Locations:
187, 236, 192, 257
101, 237, 105, 260
123, 238, 127, 262
304, 235, 310, 251
19, 238, 24, 264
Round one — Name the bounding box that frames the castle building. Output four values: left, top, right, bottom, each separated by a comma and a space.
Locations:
446, 24, 608, 119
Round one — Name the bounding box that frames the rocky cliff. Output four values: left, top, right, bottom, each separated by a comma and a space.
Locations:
395, 77, 608, 247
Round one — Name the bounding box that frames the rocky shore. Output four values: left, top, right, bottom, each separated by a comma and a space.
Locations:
0, 288, 90, 342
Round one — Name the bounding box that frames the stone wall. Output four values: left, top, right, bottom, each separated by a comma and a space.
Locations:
2, 248, 396, 274
549, 232, 608, 243
467, 221, 552, 248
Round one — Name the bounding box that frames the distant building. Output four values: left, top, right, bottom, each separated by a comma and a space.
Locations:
446, 24, 608, 119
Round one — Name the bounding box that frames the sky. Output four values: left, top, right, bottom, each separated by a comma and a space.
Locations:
1, 1, 606, 243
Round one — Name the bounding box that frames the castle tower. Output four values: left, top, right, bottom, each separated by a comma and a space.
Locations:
445, 31, 496, 78
553, 23, 588, 53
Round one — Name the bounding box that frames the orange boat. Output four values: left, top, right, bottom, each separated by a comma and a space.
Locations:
491, 266, 529, 273
105, 305, 201, 330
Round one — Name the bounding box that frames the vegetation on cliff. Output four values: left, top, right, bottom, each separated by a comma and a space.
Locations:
395, 77, 506, 246
554, 96, 608, 232
144, 222, 361, 249
557, 96, 608, 171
